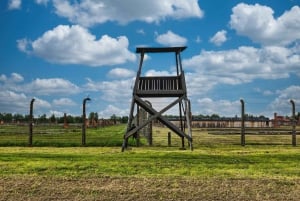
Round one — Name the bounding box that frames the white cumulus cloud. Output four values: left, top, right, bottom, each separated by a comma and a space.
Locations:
18, 25, 136, 67
145, 69, 176, 77
268, 85, 300, 115
0, 73, 24, 92
10, 73, 24, 83
184, 45, 300, 85
0, 74, 7, 82
52, 0, 203, 27
107, 68, 135, 79
230, 3, 300, 46
0, 73, 23, 84
0, 90, 27, 113
8, 0, 21, 10
53, 98, 76, 106
0, 90, 50, 114
24, 78, 80, 95
48, 110, 65, 117
210, 30, 227, 46
34, 97, 51, 109
98, 104, 129, 118
84, 78, 133, 102
156, 30, 187, 46
35, 0, 49, 5
182, 44, 300, 99
196, 98, 241, 116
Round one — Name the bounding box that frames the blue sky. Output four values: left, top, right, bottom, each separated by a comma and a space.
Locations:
1, 0, 300, 118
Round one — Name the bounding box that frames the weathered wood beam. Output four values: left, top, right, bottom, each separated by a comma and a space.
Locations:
124, 95, 192, 142
124, 95, 184, 139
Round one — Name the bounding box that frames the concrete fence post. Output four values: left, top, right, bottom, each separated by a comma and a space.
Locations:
28, 98, 35, 146
82, 97, 91, 146
290, 100, 297, 146
240, 99, 245, 146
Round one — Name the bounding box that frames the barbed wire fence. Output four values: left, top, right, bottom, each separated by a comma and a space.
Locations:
0, 98, 298, 147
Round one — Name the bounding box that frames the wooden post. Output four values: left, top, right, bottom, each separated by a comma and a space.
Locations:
63, 113, 68, 128
149, 120, 153, 146
240, 99, 245, 146
136, 105, 140, 147
186, 98, 193, 151
181, 137, 185, 150
168, 132, 171, 147
28, 98, 35, 146
82, 97, 91, 146
290, 100, 296, 146
145, 100, 153, 146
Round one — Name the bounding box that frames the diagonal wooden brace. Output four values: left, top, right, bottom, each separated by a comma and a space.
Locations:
136, 96, 192, 142
124, 95, 192, 142
124, 95, 183, 139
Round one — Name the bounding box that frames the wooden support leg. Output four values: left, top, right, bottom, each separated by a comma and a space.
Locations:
168, 132, 171, 147
121, 138, 128, 152
180, 137, 186, 150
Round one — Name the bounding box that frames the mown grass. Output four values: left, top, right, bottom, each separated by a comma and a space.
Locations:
1, 146, 300, 200
0, 146, 299, 179
0, 124, 127, 147
0, 125, 299, 200
0, 124, 297, 146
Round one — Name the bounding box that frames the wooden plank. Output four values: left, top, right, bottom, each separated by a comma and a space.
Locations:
124, 96, 183, 139
124, 95, 183, 138
136, 90, 185, 97
136, 46, 186, 53
133, 95, 192, 141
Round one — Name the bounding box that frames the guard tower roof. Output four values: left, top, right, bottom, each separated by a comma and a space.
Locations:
136, 46, 186, 53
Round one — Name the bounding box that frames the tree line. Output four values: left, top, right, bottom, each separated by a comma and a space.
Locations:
1, 112, 299, 124
0, 112, 129, 124
162, 113, 300, 121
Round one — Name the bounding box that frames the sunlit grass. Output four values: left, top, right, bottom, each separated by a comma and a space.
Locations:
0, 124, 127, 146
0, 145, 299, 179
0, 125, 299, 200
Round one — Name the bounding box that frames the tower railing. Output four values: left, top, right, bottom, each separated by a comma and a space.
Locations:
135, 73, 186, 97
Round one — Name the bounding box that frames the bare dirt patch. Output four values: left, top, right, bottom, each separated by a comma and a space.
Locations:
1, 176, 299, 201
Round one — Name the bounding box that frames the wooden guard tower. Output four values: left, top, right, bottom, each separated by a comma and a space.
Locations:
122, 46, 193, 151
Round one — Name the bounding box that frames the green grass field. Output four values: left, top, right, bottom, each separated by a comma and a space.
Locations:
0, 124, 299, 200
0, 124, 127, 147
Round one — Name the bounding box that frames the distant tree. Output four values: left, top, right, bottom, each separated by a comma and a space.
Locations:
56, 115, 80, 124
24, 114, 30, 122
50, 114, 56, 124
210, 114, 220, 119
38, 114, 47, 123
89, 112, 98, 122
13, 113, 25, 123
74, 116, 82, 123
67, 115, 75, 124
88, 112, 99, 126
95, 112, 98, 121
2, 113, 13, 123
57, 116, 64, 124
111, 114, 117, 124
121, 116, 128, 123
89, 112, 94, 121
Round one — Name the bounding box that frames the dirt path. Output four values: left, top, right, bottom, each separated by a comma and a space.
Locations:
1, 176, 299, 201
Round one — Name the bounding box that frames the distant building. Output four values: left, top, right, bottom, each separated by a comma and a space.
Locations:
142, 112, 300, 128
165, 116, 270, 128
272, 113, 292, 127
